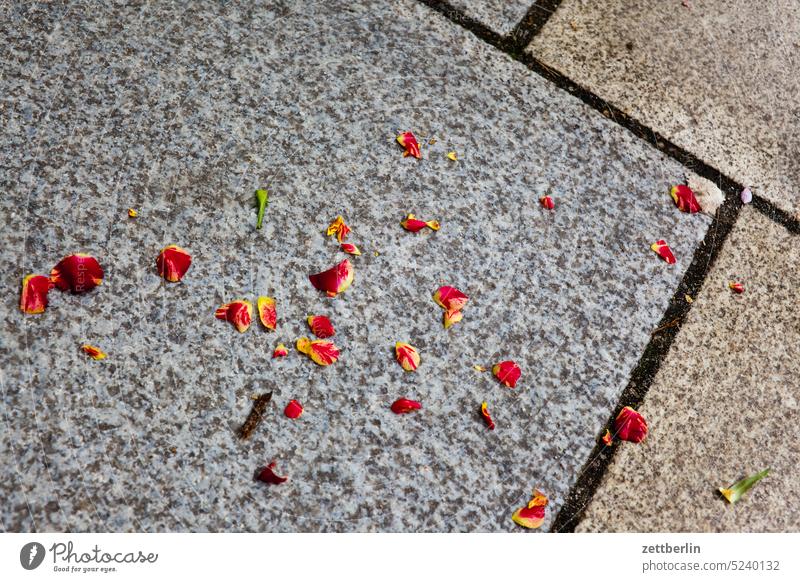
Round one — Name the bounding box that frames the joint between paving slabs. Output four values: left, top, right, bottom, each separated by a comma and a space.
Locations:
506, 1, 564, 53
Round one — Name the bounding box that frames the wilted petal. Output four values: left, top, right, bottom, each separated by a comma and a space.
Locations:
215, 300, 253, 333
433, 286, 468, 313
650, 239, 676, 264
493, 360, 521, 388
307, 315, 335, 338
447, 151, 458, 161
20, 274, 52, 314
729, 281, 745, 294
128, 208, 138, 218
256, 461, 288, 485
340, 243, 361, 256
539, 195, 555, 210
396, 131, 421, 158
50, 254, 104, 293
390, 398, 421, 414
156, 245, 191, 282
602, 429, 613, 446
443, 310, 463, 329
512, 489, 548, 529
81, 344, 107, 360
740, 187, 753, 204
309, 258, 354, 297
473, 364, 487, 372
326, 215, 351, 243
480, 401, 495, 430
395, 342, 420, 372
670, 184, 701, 213
614, 406, 648, 443
284, 399, 304, 419
296, 336, 339, 366
400, 213, 440, 232
719, 468, 769, 504
272, 343, 289, 358
257, 296, 277, 330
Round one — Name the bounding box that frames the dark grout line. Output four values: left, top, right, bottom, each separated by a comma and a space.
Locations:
416, 0, 510, 50
507, 1, 564, 52
751, 194, 800, 235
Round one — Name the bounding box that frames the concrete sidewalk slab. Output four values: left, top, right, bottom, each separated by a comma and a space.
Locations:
577, 207, 800, 532
1, 0, 709, 531
529, 0, 800, 214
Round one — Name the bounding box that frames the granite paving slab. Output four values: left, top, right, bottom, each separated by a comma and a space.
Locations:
1, 0, 709, 532
577, 207, 800, 532
529, 0, 800, 214
446, 0, 535, 36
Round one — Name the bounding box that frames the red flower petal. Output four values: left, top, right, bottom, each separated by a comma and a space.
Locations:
19, 274, 52, 314
729, 281, 745, 294
432, 286, 468, 313
614, 406, 648, 443
492, 360, 521, 388
390, 398, 422, 414
395, 342, 420, 371
272, 343, 289, 358
480, 401, 495, 430
670, 184, 701, 213
309, 258, 354, 297
257, 296, 277, 330
396, 131, 421, 159
650, 239, 676, 264
400, 213, 440, 232
307, 315, 335, 338
602, 429, 613, 446
156, 245, 191, 282
326, 215, 351, 243
215, 300, 253, 333
340, 243, 362, 256
512, 490, 548, 529
539, 195, 555, 210
443, 310, 463, 329
256, 461, 288, 485
50, 254, 104, 293
284, 399, 304, 419
81, 344, 107, 360
296, 337, 339, 366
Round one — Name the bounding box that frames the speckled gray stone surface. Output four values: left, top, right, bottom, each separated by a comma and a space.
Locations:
1, 0, 710, 532
447, 0, 533, 35
577, 207, 800, 532
529, 0, 800, 214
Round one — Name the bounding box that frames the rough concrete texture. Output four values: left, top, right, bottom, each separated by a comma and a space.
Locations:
529, 0, 800, 214
1, 0, 710, 532
577, 207, 800, 532
447, 0, 532, 35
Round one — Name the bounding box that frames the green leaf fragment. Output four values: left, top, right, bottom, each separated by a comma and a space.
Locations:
719, 468, 770, 504
255, 189, 269, 229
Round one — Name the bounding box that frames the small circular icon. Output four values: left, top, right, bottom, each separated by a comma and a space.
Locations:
20, 542, 46, 570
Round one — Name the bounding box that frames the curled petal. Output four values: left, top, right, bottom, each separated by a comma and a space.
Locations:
272, 343, 289, 358
390, 398, 421, 414
215, 300, 253, 333
396, 131, 421, 159
20, 274, 52, 314
512, 489, 548, 529
401, 213, 440, 232
539, 195, 555, 210
729, 281, 745, 294
650, 239, 676, 264
156, 245, 191, 282
492, 360, 521, 388
307, 315, 335, 338
81, 344, 107, 360
473, 364, 487, 372
719, 468, 769, 504
284, 399, 304, 419
309, 258, 354, 297
296, 337, 339, 366
50, 254, 104, 293
395, 342, 420, 372
670, 184, 701, 213
340, 243, 361, 256
480, 401, 495, 430
741, 187, 753, 204
257, 296, 277, 330
443, 309, 463, 329
614, 406, 648, 443
326, 215, 351, 243
447, 151, 458, 161
256, 461, 288, 485
602, 429, 613, 446
127, 208, 138, 218
433, 286, 468, 313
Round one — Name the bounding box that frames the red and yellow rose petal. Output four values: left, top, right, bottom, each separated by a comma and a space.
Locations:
433, 286, 468, 314
309, 258, 354, 297
390, 398, 421, 414
284, 400, 304, 419
20, 274, 52, 314
602, 429, 613, 446
215, 299, 253, 333
156, 245, 191, 282
540, 195, 555, 210
81, 344, 107, 360
257, 296, 277, 330
480, 401, 495, 430
511, 490, 548, 529
395, 342, 420, 372
326, 215, 351, 243
729, 281, 745, 294
340, 243, 361, 256
256, 461, 288, 485
50, 254, 104, 293
272, 343, 289, 358
493, 360, 521, 388
307, 315, 335, 339
614, 406, 648, 443
296, 337, 339, 366
650, 239, 676, 264
443, 309, 463, 329
670, 184, 701, 213
401, 213, 440, 232
396, 131, 421, 159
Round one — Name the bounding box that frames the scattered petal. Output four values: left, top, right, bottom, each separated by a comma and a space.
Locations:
215, 300, 253, 333
614, 406, 648, 443
473, 364, 487, 372
428, 138, 437, 145
443, 309, 463, 329
390, 398, 422, 414
670, 184, 701, 213
326, 215, 351, 243
480, 402, 495, 430
539, 195, 555, 210
307, 315, 335, 338
309, 258, 354, 297
729, 281, 745, 294
433, 286, 469, 314
20, 274, 52, 314
395, 342, 420, 372
256, 461, 288, 485
396, 131, 421, 159
296, 337, 339, 366
446, 151, 458, 161
719, 468, 770, 504
401, 213, 440, 232
492, 360, 521, 388
127, 208, 138, 218
81, 344, 107, 360
257, 296, 277, 330
741, 187, 753, 204
650, 239, 676, 264
50, 254, 104, 293
602, 429, 613, 446
255, 189, 269, 229
687, 174, 724, 215
340, 243, 361, 256
272, 343, 289, 358
284, 399, 304, 419
156, 245, 192, 282
512, 490, 548, 529
685, 294, 694, 304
